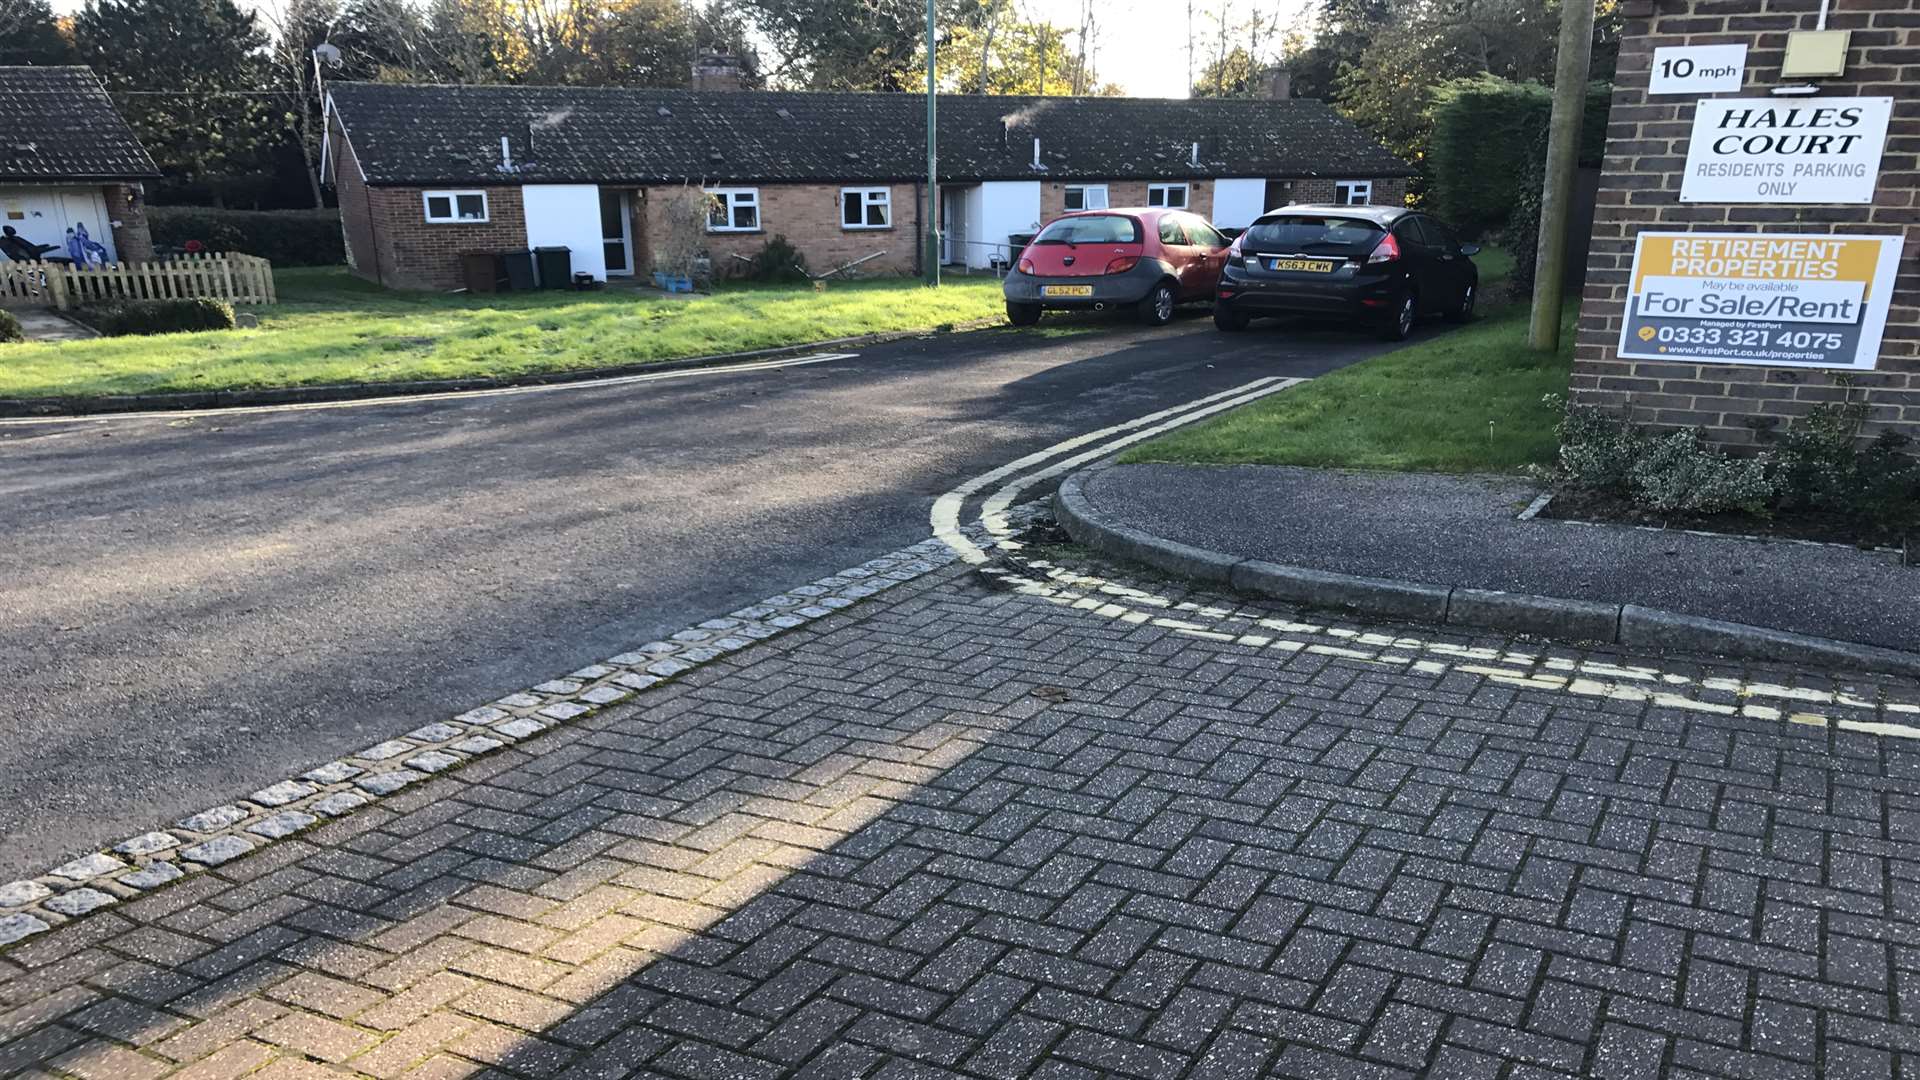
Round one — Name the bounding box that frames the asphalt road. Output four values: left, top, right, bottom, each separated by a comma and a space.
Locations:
0, 311, 1418, 876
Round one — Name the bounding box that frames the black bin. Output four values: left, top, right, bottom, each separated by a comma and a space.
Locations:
534, 246, 572, 290
502, 251, 536, 291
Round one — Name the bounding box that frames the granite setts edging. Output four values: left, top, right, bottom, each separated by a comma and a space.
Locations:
0, 512, 1038, 948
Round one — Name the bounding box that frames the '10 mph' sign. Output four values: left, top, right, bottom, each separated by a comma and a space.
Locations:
1618, 232, 1905, 371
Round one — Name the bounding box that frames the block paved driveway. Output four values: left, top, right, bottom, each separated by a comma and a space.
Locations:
5, 555, 1918, 1080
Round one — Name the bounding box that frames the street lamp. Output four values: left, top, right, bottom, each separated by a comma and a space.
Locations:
924, 0, 940, 287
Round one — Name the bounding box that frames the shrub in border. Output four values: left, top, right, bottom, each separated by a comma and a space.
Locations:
147, 207, 344, 266
0, 309, 21, 344
75, 298, 238, 337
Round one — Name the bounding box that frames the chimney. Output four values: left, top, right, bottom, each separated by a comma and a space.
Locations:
1264, 64, 1291, 100
692, 53, 745, 91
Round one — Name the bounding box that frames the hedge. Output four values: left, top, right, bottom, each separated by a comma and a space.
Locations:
1428, 76, 1613, 239
0, 309, 21, 344
74, 298, 237, 337
146, 206, 345, 267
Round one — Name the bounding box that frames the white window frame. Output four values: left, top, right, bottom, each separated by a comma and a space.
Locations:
1147, 183, 1189, 209
1336, 180, 1373, 206
423, 189, 489, 224
705, 187, 761, 233
840, 187, 891, 230
1063, 184, 1109, 211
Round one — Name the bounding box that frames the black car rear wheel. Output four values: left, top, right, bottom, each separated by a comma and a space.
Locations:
1138, 282, 1176, 326
1380, 291, 1417, 341
1006, 301, 1042, 327
1214, 304, 1250, 332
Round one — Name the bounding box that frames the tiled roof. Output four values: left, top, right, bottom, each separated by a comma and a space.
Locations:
0, 66, 160, 181
326, 82, 1411, 187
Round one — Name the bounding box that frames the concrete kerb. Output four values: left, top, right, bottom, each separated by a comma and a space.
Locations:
1052, 465, 1920, 679
0, 317, 1007, 419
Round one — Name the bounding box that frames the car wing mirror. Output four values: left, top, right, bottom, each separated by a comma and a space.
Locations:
1460, 243, 1482, 256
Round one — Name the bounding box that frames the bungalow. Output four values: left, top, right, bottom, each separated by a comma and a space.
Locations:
0, 66, 158, 264
322, 65, 1411, 291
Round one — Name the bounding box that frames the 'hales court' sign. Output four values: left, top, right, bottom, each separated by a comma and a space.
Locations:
1681, 97, 1891, 203
1618, 231, 1905, 370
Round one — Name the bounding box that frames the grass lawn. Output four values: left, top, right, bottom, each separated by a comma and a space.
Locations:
0, 268, 1008, 400
1121, 297, 1575, 474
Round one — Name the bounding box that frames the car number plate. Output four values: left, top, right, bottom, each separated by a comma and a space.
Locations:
1267, 258, 1337, 273
1040, 284, 1095, 297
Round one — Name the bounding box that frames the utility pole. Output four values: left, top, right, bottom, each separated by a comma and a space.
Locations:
1527, 0, 1595, 350
924, 0, 940, 286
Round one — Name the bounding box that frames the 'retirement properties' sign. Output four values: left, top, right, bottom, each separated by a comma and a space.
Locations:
1617, 232, 1906, 370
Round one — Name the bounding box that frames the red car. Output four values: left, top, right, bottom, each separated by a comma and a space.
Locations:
1003, 207, 1231, 327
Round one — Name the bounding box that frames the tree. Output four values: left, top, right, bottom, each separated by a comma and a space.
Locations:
262, 0, 339, 207
0, 0, 72, 65
740, 0, 977, 90
1192, 44, 1262, 98
71, 0, 281, 203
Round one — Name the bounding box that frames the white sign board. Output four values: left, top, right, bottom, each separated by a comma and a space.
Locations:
1681, 97, 1890, 203
1617, 232, 1905, 370
1650, 44, 1746, 95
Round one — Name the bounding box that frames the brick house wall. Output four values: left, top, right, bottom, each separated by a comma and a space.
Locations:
1570, 0, 1920, 447
641, 181, 921, 279
331, 116, 529, 290
1035, 175, 1408, 226
102, 183, 151, 261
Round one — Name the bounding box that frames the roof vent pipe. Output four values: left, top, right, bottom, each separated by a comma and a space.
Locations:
500, 135, 513, 171
1033, 137, 1041, 168
1190, 141, 1200, 166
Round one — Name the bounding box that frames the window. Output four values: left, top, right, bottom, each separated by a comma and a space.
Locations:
1063, 185, 1108, 211
1335, 180, 1372, 206
706, 188, 760, 232
1147, 183, 1189, 209
1033, 214, 1140, 245
840, 187, 891, 229
1182, 215, 1227, 249
423, 190, 488, 223
1157, 216, 1190, 246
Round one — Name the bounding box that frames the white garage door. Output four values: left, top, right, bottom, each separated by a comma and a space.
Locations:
1, 187, 117, 262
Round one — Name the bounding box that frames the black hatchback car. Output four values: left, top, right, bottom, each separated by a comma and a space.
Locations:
1213, 204, 1480, 340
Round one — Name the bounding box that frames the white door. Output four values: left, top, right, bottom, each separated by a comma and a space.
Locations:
942, 189, 966, 264
600, 190, 633, 276
58, 192, 114, 264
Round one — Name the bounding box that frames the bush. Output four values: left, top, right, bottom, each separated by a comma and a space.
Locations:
0, 309, 21, 344
748, 235, 809, 282
76, 298, 237, 337
1627, 430, 1777, 515
1546, 395, 1918, 534
1428, 76, 1612, 240
147, 207, 344, 266
1774, 403, 1920, 535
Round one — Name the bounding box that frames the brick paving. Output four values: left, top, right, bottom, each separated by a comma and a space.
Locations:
4, 555, 1919, 1080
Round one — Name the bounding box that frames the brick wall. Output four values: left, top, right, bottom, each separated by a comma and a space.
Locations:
1571, 0, 1920, 447
640, 182, 921, 279
330, 115, 378, 282
103, 184, 152, 261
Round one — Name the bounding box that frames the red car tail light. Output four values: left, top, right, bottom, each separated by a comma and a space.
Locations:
1018, 257, 1036, 275
1104, 256, 1139, 274
1366, 232, 1401, 265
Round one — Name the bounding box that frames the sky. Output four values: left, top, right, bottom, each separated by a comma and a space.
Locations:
44, 0, 1317, 100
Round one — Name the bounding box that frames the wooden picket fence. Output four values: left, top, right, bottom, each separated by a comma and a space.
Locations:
0, 253, 276, 310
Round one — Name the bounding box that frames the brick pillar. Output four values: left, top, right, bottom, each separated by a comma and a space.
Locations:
104, 183, 153, 262
1569, 0, 1920, 448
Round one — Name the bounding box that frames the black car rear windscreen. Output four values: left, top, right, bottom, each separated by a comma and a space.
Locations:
1243, 216, 1384, 256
